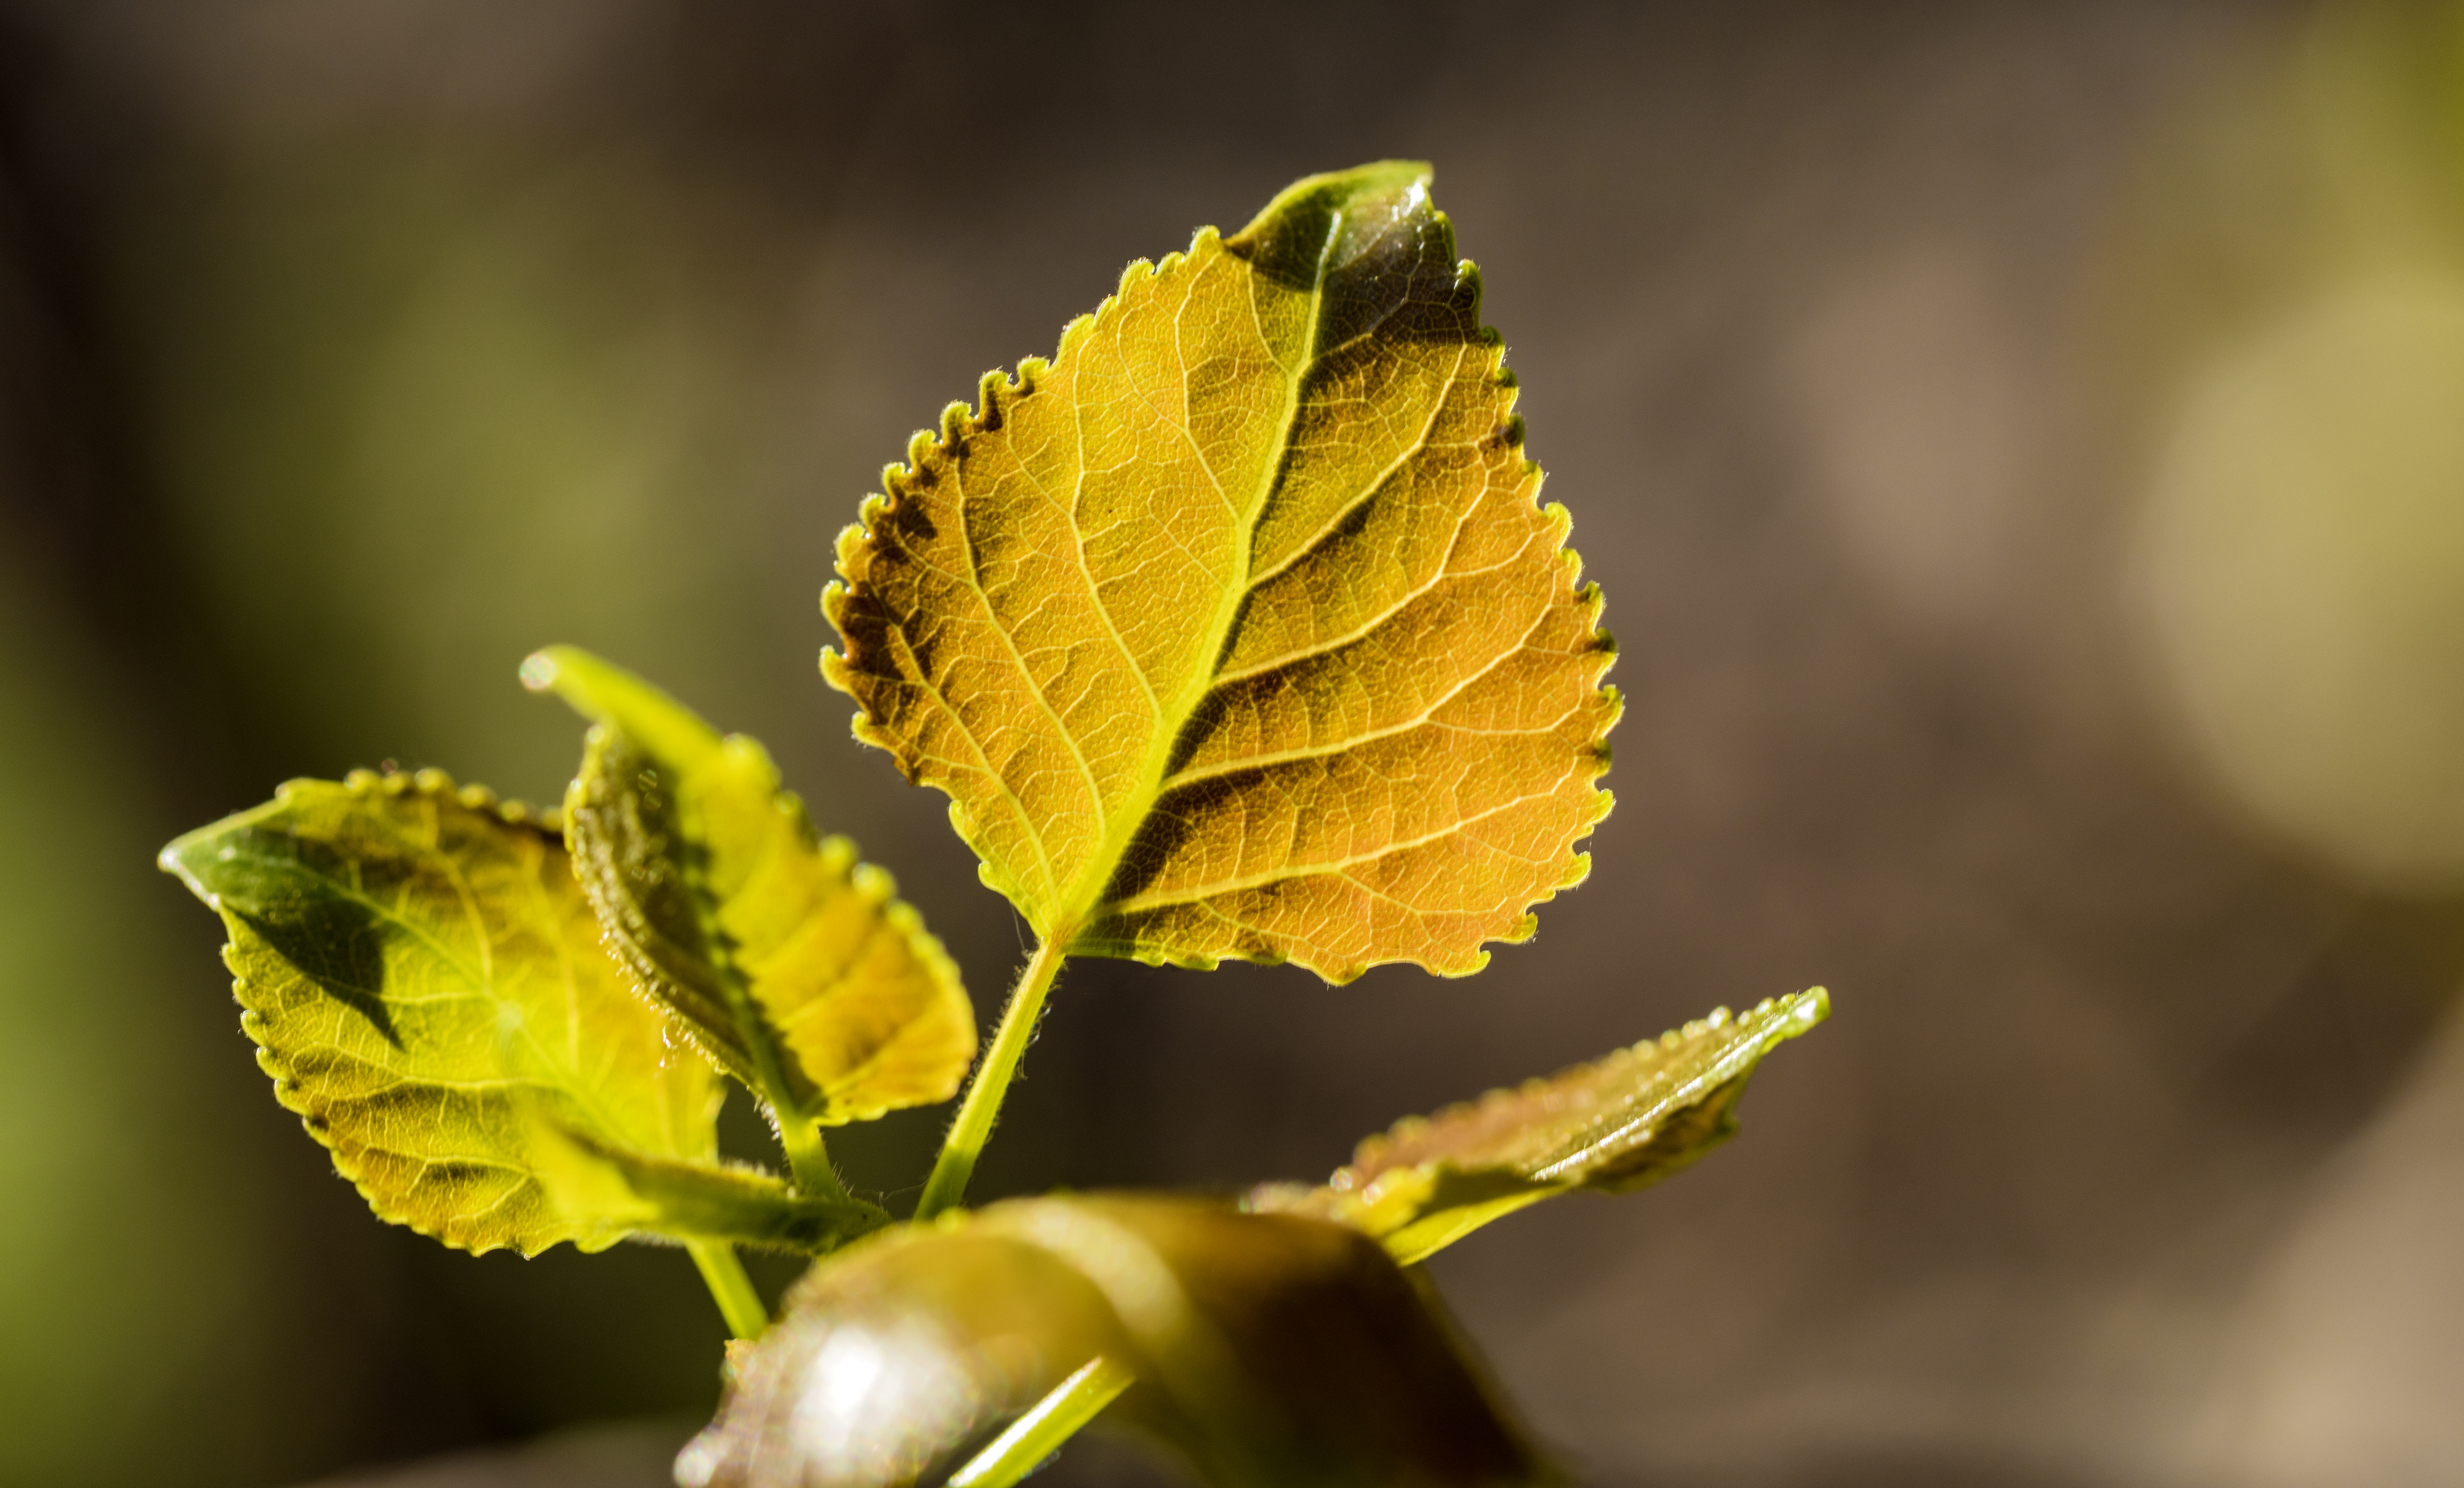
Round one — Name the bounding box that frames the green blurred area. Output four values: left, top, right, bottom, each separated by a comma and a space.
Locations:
0, 551, 292, 1481
2120, 0, 2464, 892
0, 49, 931, 1486
138, 149, 772, 797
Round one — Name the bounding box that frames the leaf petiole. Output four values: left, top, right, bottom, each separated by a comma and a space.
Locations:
686, 1240, 769, 1340
915, 934, 1069, 1219
773, 1117, 849, 1204
944, 1355, 1135, 1488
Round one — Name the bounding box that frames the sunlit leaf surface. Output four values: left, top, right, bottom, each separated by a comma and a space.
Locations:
1251, 989, 1828, 1263
527, 647, 976, 1125
677, 1195, 1552, 1488
160, 770, 726, 1256
825, 161, 1618, 980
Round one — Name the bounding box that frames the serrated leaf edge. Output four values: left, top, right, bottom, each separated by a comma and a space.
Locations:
822, 166, 1617, 980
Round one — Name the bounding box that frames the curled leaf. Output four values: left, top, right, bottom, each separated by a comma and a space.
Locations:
159, 770, 723, 1256
1250, 989, 1828, 1263
676, 1195, 1553, 1488
825, 161, 1617, 981
525, 647, 976, 1127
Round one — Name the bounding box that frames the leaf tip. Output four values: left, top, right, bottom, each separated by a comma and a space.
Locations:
156, 827, 218, 902
517, 648, 564, 695
1795, 985, 1832, 1028
1249, 159, 1434, 225
528, 648, 723, 769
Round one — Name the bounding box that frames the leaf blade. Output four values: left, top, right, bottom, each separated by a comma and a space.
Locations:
527, 1116, 888, 1252
825, 162, 1618, 980
527, 647, 977, 1128
675, 1195, 1554, 1488
159, 770, 724, 1256
1251, 988, 1828, 1263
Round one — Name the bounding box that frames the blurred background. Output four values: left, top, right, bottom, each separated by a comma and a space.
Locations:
3, 1, 2462, 1484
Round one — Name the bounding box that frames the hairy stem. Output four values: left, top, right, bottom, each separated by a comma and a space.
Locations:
687, 1240, 769, 1340
772, 1113, 849, 1204
916, 934, 1068, 1219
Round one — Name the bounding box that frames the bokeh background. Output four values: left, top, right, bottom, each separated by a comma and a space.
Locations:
4, 2, 2462, 1485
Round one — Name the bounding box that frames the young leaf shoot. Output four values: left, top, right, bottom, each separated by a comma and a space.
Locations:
523, 646, 977, 1197
1251, 988, 1830, 1263
826, 160, 1620, 1216
158, 161, 1824, 1488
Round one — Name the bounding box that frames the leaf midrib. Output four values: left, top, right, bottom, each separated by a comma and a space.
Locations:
1049, 207, 1348, 949
228, 821, 649, 1156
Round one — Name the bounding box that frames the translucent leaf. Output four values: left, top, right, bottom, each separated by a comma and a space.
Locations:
161, 769, 733, 1256
825, 161, 1619, 980
675, 1195, 1554, 1488
1250, 989, 1828, 1263
525, 647, 976, 1127
527, 1118, 886, 1253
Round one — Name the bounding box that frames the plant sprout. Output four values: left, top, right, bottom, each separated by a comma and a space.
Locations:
162, 161, 1824, 1488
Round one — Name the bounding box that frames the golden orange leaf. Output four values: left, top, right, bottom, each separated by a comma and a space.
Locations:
824, 161, 1618, 980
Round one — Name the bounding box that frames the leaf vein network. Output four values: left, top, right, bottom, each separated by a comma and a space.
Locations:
1107, 770, 1581, 916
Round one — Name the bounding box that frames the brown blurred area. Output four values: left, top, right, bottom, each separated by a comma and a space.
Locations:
5, 2, 2463, 1485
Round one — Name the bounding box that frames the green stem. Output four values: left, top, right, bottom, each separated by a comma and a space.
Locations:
774, 1115, 848, 1204
944, 1356, 1135, 1488
916, 934, 1068, 1219
686, 1240, 769, 1340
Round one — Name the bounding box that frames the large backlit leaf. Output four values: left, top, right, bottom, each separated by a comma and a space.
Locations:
161, 769, 768, 1256
676, 1195, 1553, 1488
525, 647, 976, 1127
824, 161, 1618, 980
1250, 989, 1827, 1263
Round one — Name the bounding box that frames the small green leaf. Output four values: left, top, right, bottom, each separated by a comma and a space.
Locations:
523, 646, 976, 1131
1250, 988, 1828, 1264
527, 1117, 888, 1253
676, 1196, 1555, 1488
159, 770, 725, 1256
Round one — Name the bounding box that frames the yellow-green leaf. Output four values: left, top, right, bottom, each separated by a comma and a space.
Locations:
525, 647, 976, 1129
526, 1118, 887, 1253
158, 770, 725, 1256
824, 161, 1618, 981
677, 1195, 1553, 1488
1249, 989, 1828, 1263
